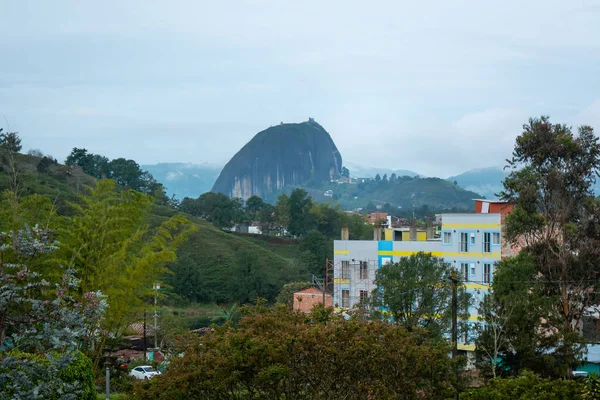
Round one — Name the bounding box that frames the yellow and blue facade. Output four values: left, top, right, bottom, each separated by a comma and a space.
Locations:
334, 212, 505, 352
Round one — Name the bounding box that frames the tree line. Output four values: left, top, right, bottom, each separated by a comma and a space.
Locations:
178, 189, 373, 240
65, 147, 173, 205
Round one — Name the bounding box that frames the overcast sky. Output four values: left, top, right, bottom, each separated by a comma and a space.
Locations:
1, 0, 600, 177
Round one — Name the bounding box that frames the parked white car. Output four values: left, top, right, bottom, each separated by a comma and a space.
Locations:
130, 365, 160, 380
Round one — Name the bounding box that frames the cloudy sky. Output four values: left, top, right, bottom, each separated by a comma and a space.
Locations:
1, 0, 599, 177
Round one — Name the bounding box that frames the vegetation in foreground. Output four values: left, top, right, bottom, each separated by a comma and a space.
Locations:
134, 303, 462, 400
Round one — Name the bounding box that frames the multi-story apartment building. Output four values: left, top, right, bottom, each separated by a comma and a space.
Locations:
332, 199, 514, 353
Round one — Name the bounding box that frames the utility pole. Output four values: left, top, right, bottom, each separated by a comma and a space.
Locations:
323, 259, 328, 305
143, 309, 147, 361
448, 274, 459, 400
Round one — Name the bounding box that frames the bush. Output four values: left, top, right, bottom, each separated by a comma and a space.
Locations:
461, 370, 584, 400
134, 304, 462, 399
0, 350, 95, 400
58, 351, 96, 400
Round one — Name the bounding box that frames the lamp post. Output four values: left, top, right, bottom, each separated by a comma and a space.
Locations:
153, 283, 160, 349
448, 273, 459, 400
104, 361, 111, 400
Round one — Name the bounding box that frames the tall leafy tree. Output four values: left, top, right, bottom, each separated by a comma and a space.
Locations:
288, 188, 313, 237
369, 252, 470, 339
309, 202, 342, 239
0, 129, 22, 153
500, 116, 600, 373
57, 180, 196, 336
299, 229, 331, 277
475, 254, 558, 378
258, 203, 277, 235
274, 193, 291, 235
246, 195, 265, 216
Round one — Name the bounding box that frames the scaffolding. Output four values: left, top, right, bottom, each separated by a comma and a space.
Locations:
326, 258, 379, 310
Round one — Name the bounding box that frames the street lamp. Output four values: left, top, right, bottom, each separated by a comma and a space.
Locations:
153, 283, 160, 349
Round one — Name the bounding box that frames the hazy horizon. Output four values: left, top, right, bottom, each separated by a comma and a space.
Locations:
2, 1, 599, 176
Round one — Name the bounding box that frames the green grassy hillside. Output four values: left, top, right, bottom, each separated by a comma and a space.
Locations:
150, 206, 306, 304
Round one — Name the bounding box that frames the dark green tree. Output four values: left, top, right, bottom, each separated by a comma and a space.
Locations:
108, 158, 144, 188
342, 166, 350, 178
65, 148, 109, 178
309, 202, 342, 239
369, 252, 470, 339
246, 195, 265, 216
299, 230, 331, 277
375, 173, 381, 182
231, 197, 250, 226
0, 129, 22, 152
288, 188, 313, 237
275, 193, 291, 235
258, 203, 277, 235
500, 116, 599, 375
36, 156, 56, 174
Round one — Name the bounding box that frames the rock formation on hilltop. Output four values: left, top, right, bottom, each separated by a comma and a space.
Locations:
211, 119, 342, 200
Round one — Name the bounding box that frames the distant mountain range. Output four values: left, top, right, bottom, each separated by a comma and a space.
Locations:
446, 166, 508, 200
142, 163, 222, 199
143, 160, 515, 203
142, 130, 523, 204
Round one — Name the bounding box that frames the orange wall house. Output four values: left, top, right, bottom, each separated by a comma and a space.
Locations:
292, 286, 333, 313
474, 199, 514, 214
367, 212, 388, 224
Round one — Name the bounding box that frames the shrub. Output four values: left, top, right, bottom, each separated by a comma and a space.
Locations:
461, 370, 584, 400
134, 304, 462, 399
0, 350, 95, 400
58, 351, 96, 400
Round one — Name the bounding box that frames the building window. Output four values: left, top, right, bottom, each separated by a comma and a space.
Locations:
483, 232, 491, 253
469, 233, 475, 245
359, 261, 368, 280
493, 232, 501, 245
341, 261, 350, 279
484, 263, 491, 284
341, 290, 350, 308
459, 232, 468, 252
443, 232, 451, 244
470, 263, 476, 277
460, 263, 469, 282
359, 290, 368, 301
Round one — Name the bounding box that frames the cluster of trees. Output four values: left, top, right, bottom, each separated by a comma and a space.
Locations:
180, 189, 372, 240
65, 147, 172, 204
135, 303, 461, 400
475, 117, 600, 379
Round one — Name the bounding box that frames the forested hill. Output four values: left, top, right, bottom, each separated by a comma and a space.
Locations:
212, 119, 342, 201
0, 152, 305, 306
293, 175, 483, 211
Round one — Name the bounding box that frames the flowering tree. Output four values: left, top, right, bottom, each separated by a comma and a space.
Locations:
0, 225, 106, 399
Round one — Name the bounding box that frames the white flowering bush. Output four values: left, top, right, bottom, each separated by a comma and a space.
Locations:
0, 225, 106, 399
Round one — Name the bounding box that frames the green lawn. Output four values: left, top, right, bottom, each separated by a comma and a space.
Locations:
97, 394, 124, 399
